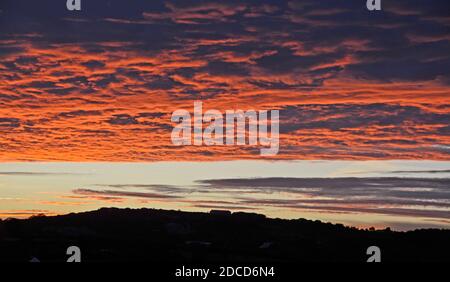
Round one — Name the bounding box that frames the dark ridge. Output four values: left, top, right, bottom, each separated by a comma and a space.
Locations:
0, 208, 449, 262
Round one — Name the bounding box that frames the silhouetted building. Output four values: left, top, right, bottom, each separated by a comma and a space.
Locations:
210, 210, 231, 216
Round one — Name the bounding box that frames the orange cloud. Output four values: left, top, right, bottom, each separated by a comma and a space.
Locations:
0, 0, 449, 161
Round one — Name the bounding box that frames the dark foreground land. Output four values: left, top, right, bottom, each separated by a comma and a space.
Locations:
0, 208, 449, 262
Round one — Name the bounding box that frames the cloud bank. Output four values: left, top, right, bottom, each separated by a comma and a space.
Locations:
71, 177, 450, 222
0, 0, 449, 161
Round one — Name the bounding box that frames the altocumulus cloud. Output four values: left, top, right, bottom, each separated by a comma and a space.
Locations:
0, 0, 449, 161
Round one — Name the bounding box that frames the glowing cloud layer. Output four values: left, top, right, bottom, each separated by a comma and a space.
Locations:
0, 0, 449, 161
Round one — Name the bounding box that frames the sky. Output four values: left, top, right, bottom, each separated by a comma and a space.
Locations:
0, 160, 449, 231
0, 0, 449, 230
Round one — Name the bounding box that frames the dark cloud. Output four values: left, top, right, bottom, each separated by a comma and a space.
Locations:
78, 129, 115, 137
346, 58, 450, 82
57, 110, 103, 119
73, 188, 182, 199
255, 48, 344, 74
191, 204, 257, 211
279, 104, 448, 132
197, 176, 449, 189
240, 198, 450, 209
389, 170, 450, 174
78, 177, 450, 221
205, 61, 250, 76
106, 114, 139, 125
196, 177, 450, 208
191, 177, 450, 220
2, 0, 448, 84
0, 46, 25, 58
81, 60, 106, 70
59, 76, 90, 86
91, 73, 120, 88
95, 184, 189, 195
144, 76, 183, 90
0, 118, 20, 128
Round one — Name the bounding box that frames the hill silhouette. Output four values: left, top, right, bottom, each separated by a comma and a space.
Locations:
0, 208, 448, 262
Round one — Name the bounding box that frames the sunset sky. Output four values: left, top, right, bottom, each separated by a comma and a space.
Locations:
0, 0, 449, 230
